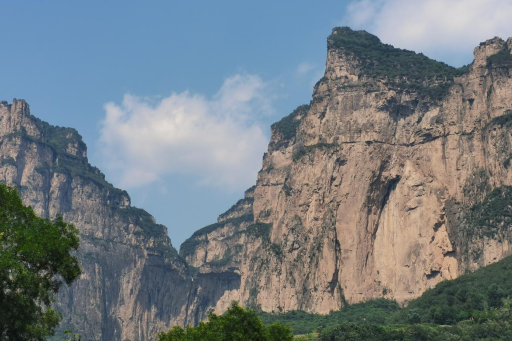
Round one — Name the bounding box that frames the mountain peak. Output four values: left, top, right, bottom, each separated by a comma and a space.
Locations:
0, 99, 88, 161
473, 36, 512, 68
325, 27, 469, 101
328, 27, 381, 49
0, 98, 30, 118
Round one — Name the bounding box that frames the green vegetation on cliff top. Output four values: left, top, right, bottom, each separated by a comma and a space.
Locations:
28, 113, 85, 156
271, 105, 310, 148
5, 113, 128, 199
180, 214, 254, 258
487, 47, 512, 66
327, 27, 469, 100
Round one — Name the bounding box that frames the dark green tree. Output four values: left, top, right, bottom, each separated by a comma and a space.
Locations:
406, 311, 422, 324
464, 291, 485, 312
487, 283, 505, 309
157, 302, 293, 341
267, 323, 293, 341
0, 184, 81, 340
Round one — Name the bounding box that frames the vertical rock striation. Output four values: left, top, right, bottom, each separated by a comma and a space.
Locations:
0, 99, 191, 341
182, 28, 512, 316
3, 27, 512, 338
180, 186, 255, 325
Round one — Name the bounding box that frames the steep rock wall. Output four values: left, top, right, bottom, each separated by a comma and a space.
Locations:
3, 27, 512, 337
180, 187, 255, 324
0, 99, 191, 341
183, 28, 512, 316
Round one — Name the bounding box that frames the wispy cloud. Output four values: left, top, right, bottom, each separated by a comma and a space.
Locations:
342, 0, 512, 66
296, 62, 325, 87
296, 62, 316, 76
99, 74, 273, 191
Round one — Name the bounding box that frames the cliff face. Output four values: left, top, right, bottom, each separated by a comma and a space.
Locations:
0, 99, 191, 341
182, 28, 512, 315
3, 26, 512, 338
179, 186, 254, 324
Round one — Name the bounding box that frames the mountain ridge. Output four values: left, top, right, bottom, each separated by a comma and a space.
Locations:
2, 27, 512, 340
179, 26, 512, 320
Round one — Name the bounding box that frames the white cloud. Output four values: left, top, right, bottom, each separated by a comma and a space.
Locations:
296, 62, 325, 87
342, 0, 512, 66
311, 69, 325, 86
296, 62, 316, 76
99, 74, 272, 191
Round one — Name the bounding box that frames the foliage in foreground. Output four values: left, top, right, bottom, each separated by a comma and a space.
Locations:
157, 302, 293, 341
0, 184, 81, 341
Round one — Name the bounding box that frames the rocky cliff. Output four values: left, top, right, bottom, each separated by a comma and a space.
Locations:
3, 26, 512, 339
182, 27, 512, 315
180, 186, 255, 324
0, 99, 191, 341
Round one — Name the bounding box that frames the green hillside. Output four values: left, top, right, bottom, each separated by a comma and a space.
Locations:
260, 255, 512, 340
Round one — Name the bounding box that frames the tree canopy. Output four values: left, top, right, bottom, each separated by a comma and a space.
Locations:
0, 184, 81, 340
157, 302, 293, 341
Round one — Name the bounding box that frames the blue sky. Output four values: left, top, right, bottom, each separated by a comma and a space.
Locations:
1, 0, 511, 248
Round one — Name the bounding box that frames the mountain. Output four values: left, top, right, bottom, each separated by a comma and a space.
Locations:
2, 27, 512, 340
0, 99, 191, 341
181, 27, 512, 317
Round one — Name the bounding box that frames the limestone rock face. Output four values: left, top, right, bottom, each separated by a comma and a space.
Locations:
180, 187, 254, 324
3, 27, 512, 339
0, 99, 191, 341
182, 28, 512, 315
